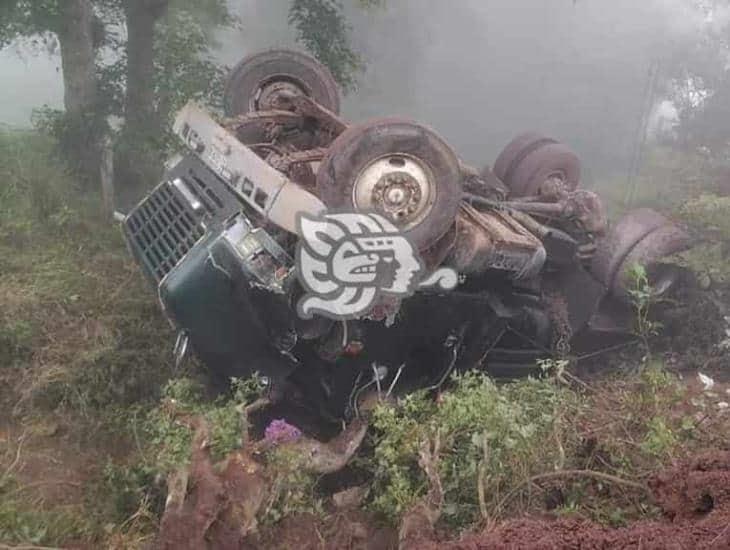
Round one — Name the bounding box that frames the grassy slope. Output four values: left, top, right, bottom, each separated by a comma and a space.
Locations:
0, 131, 728, 548
0, 130, 180, 547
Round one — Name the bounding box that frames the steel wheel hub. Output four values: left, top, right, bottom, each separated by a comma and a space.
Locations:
352, 154, 435, 230
254, 76, 307, 111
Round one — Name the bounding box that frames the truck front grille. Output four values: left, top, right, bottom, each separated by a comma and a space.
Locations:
124, 155, 245, 285
125, 182, 205, 281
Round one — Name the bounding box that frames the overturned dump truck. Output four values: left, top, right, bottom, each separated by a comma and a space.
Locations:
122, 50, 693, 419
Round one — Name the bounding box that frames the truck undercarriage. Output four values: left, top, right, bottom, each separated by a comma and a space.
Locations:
122, 50, 693, 420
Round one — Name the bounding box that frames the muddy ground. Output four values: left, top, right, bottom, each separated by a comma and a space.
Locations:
237, 451, 730, 550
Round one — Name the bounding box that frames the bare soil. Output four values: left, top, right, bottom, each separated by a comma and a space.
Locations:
219, 450, 730, 550
152, 449, 730, 550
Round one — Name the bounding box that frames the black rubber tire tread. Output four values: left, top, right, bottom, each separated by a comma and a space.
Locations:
316, 117, 462, 252
493, 132, 554, 182
224, 49, 340, 117
590, 208, 670, 290
508, 142, 581, 197
611, 223, 692, 299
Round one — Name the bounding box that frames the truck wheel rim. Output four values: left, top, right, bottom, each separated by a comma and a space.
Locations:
351, 154, 436, 230
252, 74, 308, 111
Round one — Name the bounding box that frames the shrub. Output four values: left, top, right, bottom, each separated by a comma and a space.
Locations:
370, 372, 571, 528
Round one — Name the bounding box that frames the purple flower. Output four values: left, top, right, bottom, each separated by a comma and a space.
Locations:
264, 419, 302, 444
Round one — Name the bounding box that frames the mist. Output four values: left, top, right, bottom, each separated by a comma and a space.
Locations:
216, 0, 717, 182
339, 0, 707, 180
0, 0, 714, 181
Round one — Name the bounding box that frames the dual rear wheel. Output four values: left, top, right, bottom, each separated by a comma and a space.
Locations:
490, 132, 581, 198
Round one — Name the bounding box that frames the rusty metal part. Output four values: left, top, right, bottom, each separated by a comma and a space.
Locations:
539, 175, 574, 200
271, 91, 349, 137
223, 93, 349, 195
463, 162, 509, 201
449, 203, 546, 278
224, 91, 349, 153
565, 190, 608, 236
224, 109, 304, 134
256, 79, 305, 111
285, 159, 317, 188
267, 147, 328, 172
419, 223, 458, 271
465, 187, 607, 238
462, 192, 601, 267
508, 209, 579, 266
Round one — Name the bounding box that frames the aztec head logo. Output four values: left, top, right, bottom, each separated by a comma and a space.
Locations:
295, 212, 457, 320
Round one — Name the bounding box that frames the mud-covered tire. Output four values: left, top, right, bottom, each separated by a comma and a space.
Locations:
316, 118, 462, 252
492, 132, 555, 182
224, 49, 341, 117
591, 208, 692, 300
508, 142, 581, 197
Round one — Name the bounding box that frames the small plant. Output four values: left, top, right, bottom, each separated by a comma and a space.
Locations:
260, 448, 322, 524
144, 375, 263, 469
626, 263, 662, 357
537, 357, 570, 383
641, 417, 679, 458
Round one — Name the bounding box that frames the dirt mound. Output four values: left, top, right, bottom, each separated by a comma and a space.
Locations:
152, 410, 730, 550
243, 512, 397, 550
155, 418, 370, 550
410, 451, 730, 550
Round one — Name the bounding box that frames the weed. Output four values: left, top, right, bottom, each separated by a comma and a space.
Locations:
627, 263, 663, 357
641, 417, 679, 458
0, 474, 93, 546
143, 376, 262, 469
365, 360, 725, 531
370, 372, 570, 528
676, 194, 730, 285
261, 448, 322, 525
0, 320, 36, 366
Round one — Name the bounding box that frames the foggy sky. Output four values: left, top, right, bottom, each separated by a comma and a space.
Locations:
0, 0, 717, 180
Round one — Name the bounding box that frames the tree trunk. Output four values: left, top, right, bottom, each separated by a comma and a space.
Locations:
124, 0, 163, 144
57, 0, 101, 183
115, 0, 169, 208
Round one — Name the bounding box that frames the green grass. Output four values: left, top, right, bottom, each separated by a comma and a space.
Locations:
0, 129, 180, 417
0, 128, 186, 547
0, 477, 92, 546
